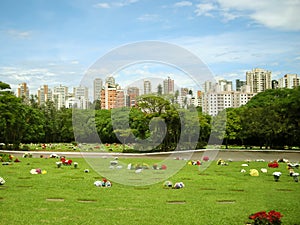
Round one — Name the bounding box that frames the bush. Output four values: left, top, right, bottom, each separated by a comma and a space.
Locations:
0, 153, 11, 162
22, 145, 30, 151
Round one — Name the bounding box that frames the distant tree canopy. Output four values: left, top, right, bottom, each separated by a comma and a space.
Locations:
0, 81, 299, 150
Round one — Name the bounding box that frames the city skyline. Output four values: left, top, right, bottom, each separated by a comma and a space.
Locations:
0, 1, 300, 95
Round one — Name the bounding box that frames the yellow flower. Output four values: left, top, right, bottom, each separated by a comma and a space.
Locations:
250, 169, 259, 176
41, 170, 47, 174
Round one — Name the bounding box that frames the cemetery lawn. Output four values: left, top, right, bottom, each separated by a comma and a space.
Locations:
0, 157, 299, 225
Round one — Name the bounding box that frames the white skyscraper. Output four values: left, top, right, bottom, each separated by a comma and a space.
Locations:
143, 80, 151, 94
278, 74, 299, 89
93, 78, 103, 101
246, 68, 272, 93
53, 85, 68, 109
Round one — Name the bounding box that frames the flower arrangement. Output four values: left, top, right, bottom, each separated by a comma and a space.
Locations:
188, 160, 201, 166
0, 177, 5, 185
56, 162, 62, 168
250, 169, 259, 177
173, 182, 185, 189
30, 168, 47, 175
60, 157, 72, 165
202, 156, 209, 161
163, 180, 173, 188
22, 153, 32, 158
272, 172, 281, 182
292, 172, 299, 182
94, 178, 111, 187
260, 168, 268, 173
248, 210, 283, 225
217, 159, 228, 166
268, 161, 279, 168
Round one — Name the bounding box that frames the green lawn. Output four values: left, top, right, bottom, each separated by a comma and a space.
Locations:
0, 156, 299, 225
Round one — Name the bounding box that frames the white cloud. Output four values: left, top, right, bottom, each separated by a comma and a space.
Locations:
195, 3, 216, 17
174, 1, 193, 7
137, 14, 160, 22
216, 0, 300, 31
5, 29, 32, 39
93, 3, 110, 8
93, 0, 139, 9
0, 61, 85, 95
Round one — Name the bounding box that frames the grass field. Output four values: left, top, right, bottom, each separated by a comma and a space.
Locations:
0, 155, 299, 225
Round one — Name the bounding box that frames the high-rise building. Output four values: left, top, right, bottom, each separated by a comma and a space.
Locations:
37, 85, 52, 106
17, 82, 30, 99
272, 80, 278, 89
246, 68, 272, 93
53, 85, 68, 109
163, 76, 174, 94
73, 86, 89, 109
203, 81, 213, 92
278, 74, 299, 89
93, 78, 103, 101
127, 87, 139, 107
236, 79, 246, 91
143, 80, 151, 94
202, 91, 256, 116
218, 80, 232, 91
101, 83, 125, 109
105, 76, 115, 87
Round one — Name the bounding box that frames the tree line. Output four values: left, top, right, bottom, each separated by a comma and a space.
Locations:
0, 81, 299, 150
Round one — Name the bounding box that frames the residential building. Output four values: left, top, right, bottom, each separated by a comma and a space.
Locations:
272, 80, 279, 89
93, 78, 103, 101
202, 90, 256, 116
105, 76, 115, 87
126, 87, 139, 107
101, 83, 125, 109
53, 85, 68, 109
143, 80, 151, 94
163, 76, 174, 94
246, 68, 272, 93
278, 74, 299, 89
17, 82, 29, 99
73, 86, 89, 109
37, 85, 52, 106
236, 79, 246, 91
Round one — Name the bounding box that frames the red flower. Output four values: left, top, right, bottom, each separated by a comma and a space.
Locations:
268, 161, 279, 168
249, 210, 283, 225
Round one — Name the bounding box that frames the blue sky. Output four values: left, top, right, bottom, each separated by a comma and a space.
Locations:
0, 0, 300, 96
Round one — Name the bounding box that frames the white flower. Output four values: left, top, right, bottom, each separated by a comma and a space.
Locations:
260, 168, 268, 173
0, 177, 5, 185
94, 180, 102, 187
173, 182, 185, 189
241, 164, 248, 167
256, 159, 265, 162
30, 169, 38, 175
84, 169, 89, 173
240, 169, 246, 173
292, 173, 299, 177
105, 181, 112, 187
116, 165, 122, 169
272, 172, 282, 177
50, 153, 59, 158
135, 169, 142, 173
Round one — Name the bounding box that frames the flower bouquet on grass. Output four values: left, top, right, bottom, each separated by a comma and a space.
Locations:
60, 157, 72, 166
268, 161, 279, 168
0, 177, 5, 185
248, 210, 283, 225
272, 172, 281, 182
